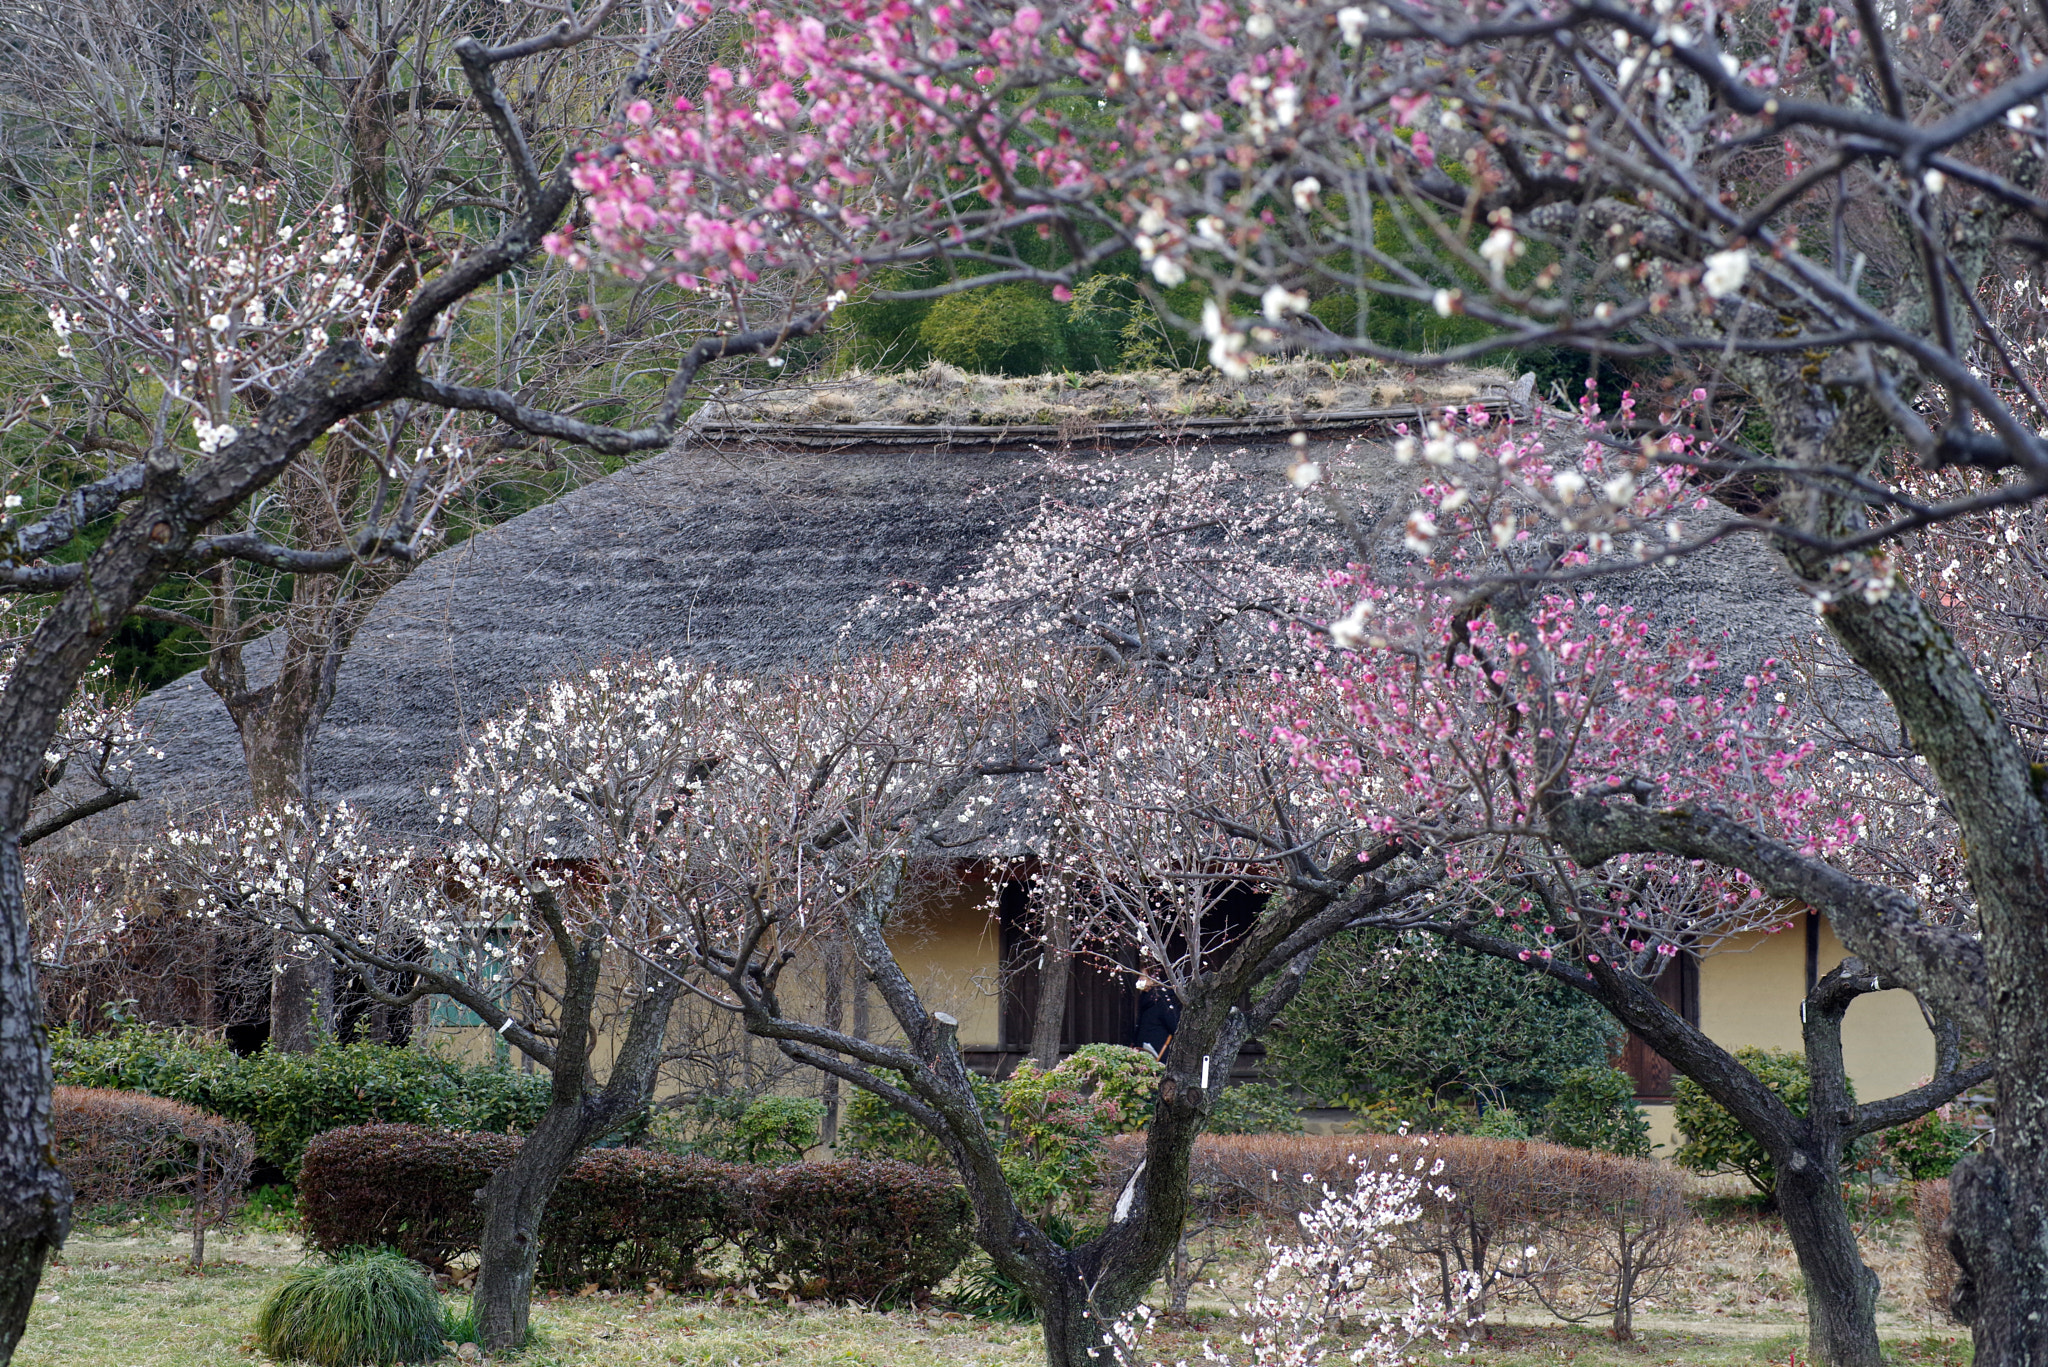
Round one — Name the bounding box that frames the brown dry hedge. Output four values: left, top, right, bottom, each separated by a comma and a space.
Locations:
53, 1085, 253, 1214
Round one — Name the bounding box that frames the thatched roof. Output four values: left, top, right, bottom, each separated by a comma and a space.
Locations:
72, 362, 1819, 847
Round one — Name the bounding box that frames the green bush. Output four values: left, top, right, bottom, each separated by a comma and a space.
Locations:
647, 1095, 823, 1163
1673, 1047, 1839, 1198
1208, 1083, 1305, 1135
53, 1026, 549, 1175
729, 1096, 823, 1163
839, 1076, 999, 1167
1000, 1045, 1160, 1215
918, 285, 1068, 375
1266, 930, 1623, 1115
1876, 1109, 1973, 1181
837, 267, 934, 369
1541, 1066, 1653, 1158
253, 1248, 446, 1366
1469, 1105, 1533, 1140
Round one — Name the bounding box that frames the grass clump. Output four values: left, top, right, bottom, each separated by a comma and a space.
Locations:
253, 1248, 446, 1365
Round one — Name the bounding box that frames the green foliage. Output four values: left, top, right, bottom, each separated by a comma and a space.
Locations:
840, 1045, 1161, 1216
837, 267, 936, 369
1469, 1105, 1532, 1140
1541, 1066, 1653, 1158
1265, 930, 1623, 1115
648, 1095, 823, 1164
918, 285, 1069, 375
1876, 1110, 1974, 1181
1207, 1083, 1305, 1135
730, 1097, 824, 1163
1673, 1047, 1842, 1198
1000, 1045, 1161, 1215
53, 1026, 549, 1175
838, 1076, 1000, 1167
253, 1248, 446, 1366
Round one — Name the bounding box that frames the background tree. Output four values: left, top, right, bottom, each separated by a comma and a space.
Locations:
0, 0, 754, 1051
1264, 926, 1621, 1124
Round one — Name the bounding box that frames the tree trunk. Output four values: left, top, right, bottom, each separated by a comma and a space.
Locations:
473, 1102, 586, 1351
1030, 1261, 1108, 1367
0, 833, 68, 1354
1028, 903, 1073, 1072
1774, 1146, 1883, 1367
820, 935, 844, 1146
268, 935, 332, 1054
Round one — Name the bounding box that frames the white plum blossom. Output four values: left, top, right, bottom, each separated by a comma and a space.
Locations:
1479, 225, 1524, 275
1262, 285, 1311, 322
1701, 248, 1751, 298
1329, 598, 1374, 650
1291, 177, 1322, 212
194, 419, 239, 454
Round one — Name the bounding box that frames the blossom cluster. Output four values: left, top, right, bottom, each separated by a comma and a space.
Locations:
22, 173, 379, 452
1104, 1144, 1473, 1367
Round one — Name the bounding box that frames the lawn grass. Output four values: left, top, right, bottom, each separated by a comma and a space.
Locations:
18, 1237, 1972, 1367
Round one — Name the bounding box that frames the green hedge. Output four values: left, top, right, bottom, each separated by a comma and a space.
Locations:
53, 1027, 548, 1176
299, 1125, 970, 1302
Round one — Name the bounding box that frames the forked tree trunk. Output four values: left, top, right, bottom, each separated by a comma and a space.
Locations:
1445, 929, 1980, 1367
1774, 1148, 1881, 1367
470, 920, 680, 1354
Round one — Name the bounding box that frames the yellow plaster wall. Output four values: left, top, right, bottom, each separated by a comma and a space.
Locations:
887, 880, 1004, 1049
1696, 918, 1937, 1105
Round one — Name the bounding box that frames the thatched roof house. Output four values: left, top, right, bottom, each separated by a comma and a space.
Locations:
95, 360, 1804, 838
71, 360, 1935, 1122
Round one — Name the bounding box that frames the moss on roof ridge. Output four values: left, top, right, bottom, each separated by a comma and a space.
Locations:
706, 358, 1522, 428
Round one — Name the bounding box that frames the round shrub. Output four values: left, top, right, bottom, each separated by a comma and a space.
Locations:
748, 1158, 971, 1304
1208, 1083, 1305, 1136
52, 1085, 254, 1214
299, 1125, 517, 1270
253, 1248, 446, 1366
1673, 1046, 1844, 1198
918, 286, 1068, 375
1541, 1065, 1652, 1158
1266, 929, 1623, 1116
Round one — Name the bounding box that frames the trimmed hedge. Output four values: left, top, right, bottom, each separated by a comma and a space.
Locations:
300, 1125, 970, 1301
300, 1126, 742, 1289
54, 1027, 548, 1176
748, 1159, 972, 1303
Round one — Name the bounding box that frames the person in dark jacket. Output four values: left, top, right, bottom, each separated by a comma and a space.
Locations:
1133, 975, 1181, 1058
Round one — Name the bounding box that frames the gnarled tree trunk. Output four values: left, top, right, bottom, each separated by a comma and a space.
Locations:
471, 918, 680, 1352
